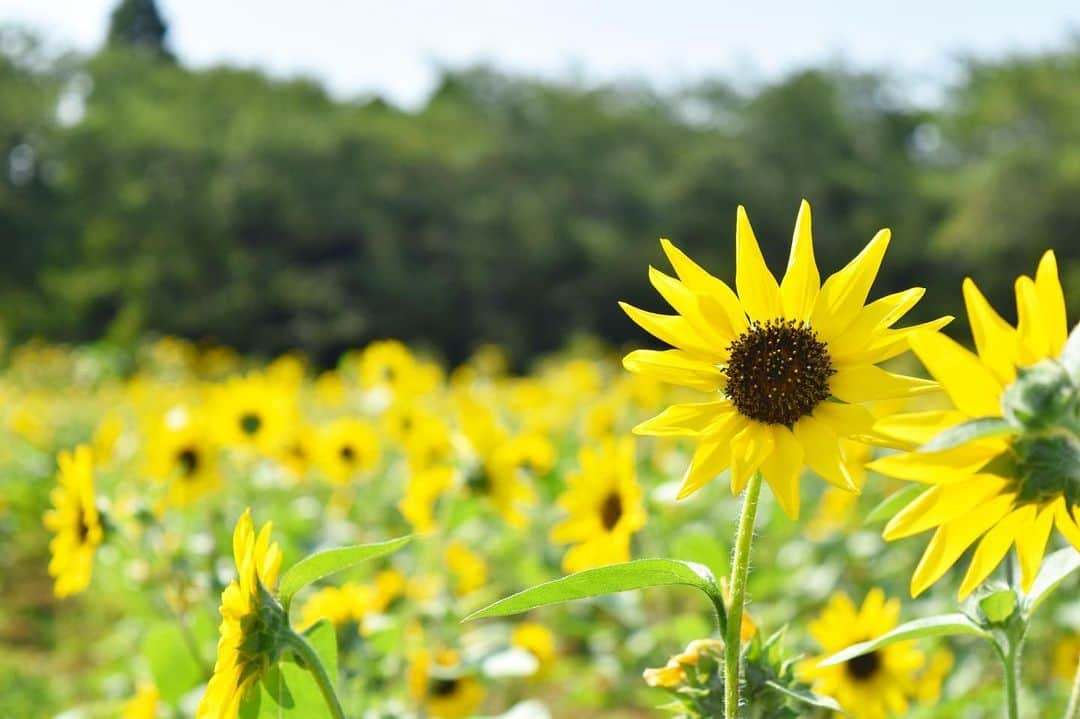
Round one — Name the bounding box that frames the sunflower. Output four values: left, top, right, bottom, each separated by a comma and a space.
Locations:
407, 648, 485, 719
314, 417, 381, 484
121, 683, 160, 719
211, 372, 297, 456
1053, 635, 1080, 681
621, 201, 946, 518
511, 622, 557, 676
550, 437, 646, 573
801, 589, 950, 719
196, 509, 283, 719
145, 405, 221, 507
298, 582, 377, 631
445, 540, 488, 597
870, 251, 1080, 598
43, 445, 104, 598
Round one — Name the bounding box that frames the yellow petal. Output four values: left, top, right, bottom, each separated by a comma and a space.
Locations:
622, 349, 725, 391
760, 426, 804, 520
677, 416, 744, 499
1035, 250, 1068, 356
735, 206, 781, 322
837, 315, 954, 367
810, 229, 890, 339
962, 278, 1018, 385
619, 302, 718, 358
958, 506, 1034, 599
824, 287, 925, 354
868, 440, 1006, 483
871, 410, 970, 449
910, 494, 1013, 597
883, 475, 1010, 540
779, 200, 820, 321
730, 423, 775, 496
1016, 502, 1056, 592
909, 330, 1002, 417
792, 415, 857, 491
1054, 500, 1080, 551
829, 365, 937, 403
633, 400, 734, 437
1015, 275, 1051, 362
648, 266, 736, 349
660, 238, 749, 335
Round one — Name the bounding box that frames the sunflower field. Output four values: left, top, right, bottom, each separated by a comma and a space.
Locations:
3, 200, 1080, 719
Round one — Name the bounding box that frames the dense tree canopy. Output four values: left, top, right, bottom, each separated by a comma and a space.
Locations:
1, 24, 1077, 366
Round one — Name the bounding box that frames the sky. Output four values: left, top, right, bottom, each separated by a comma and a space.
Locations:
1, 0, 1079, 108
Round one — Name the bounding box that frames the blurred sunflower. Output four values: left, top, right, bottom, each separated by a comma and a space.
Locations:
315, 417, 381, 484
511, 622, 557, 676
622, 201, 946, 518
145, 406, 220, 507
43, 445, 103, 598
197, 509, 283, 719
121, 683, 160, 719
871, 251, 1080, 598
277, 422, 318, 480
445, 540, 488, 597
407, 648, 485, 719
801, 589, 950, 719
550, 437, 646, 573
1053, 635, 1080, 681
212, 372, 297, 456
399, 463, 455, 533
298, 582, 377, 631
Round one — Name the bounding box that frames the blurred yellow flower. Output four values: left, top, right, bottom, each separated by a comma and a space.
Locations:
622, 201, 945, 518
211, 372, 297, 456
643, 638, 725, 688
43, 445, 103, 598
445, 541, 488, 597
407, 648, 485, 719
1053, 635, 1080, 681
550, 437, 645, 573
511, 622, 557, 675
145, 406, 221, 507
121, 683, 160, 719
315, 417, 381, 484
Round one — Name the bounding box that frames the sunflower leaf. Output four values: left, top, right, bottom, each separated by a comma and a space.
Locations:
279, 536, 411, 608
817, 614, 990, 667
864, 484, 929, 524
462, 559, 725, 630
250, 620, 338, 719
920, 417, 1016, 452
764, 681, 846, 713
1023, 546, 1080, 615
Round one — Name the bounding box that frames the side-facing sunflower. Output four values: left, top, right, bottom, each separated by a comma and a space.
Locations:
622, 201, 946, 518
43, 445, 104, 597
870, 251, 1080, 598
801, 589, 951, 719
197, 509, 283, 719
550, 436, 646, 573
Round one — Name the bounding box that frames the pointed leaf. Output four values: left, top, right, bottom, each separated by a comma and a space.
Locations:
818, 614, 990, 667
462, 559, 723, 627
765, 681, 846, 713
1023, 546, 1080, 615
279, 536, 411, 607
920, 417, 1016, 452
865, 484, 929, 524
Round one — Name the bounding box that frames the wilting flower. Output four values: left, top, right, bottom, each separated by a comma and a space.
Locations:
407, 648, 485, 719
623, 201, 945, 518
197, 509, 283, 719
43, 445, 104, 597
801, 589, 951, 719
643, 638, 726, 688
550, 437, 646, 573
871, 251, 1080, 598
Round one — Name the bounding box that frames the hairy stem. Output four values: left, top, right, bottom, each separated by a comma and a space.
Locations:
286, 630, 346, 719
724, 471, 763, 719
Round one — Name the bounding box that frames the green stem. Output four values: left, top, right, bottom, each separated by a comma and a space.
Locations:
286, 631, 346, 719
1065, 652, 1080, 719
1003, 645, 1020, 719
724, 471, 763, 719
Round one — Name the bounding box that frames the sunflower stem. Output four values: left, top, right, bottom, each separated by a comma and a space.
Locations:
285, 630, 346, 719
724, 471, 762, 719
1065, 652, 1080, 719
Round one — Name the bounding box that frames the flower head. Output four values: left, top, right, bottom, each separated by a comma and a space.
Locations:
407, 648, 485, 719
196, 509, 283, 719
43, 445, 103, 597
623, 201, 945, 518
871, 251, 1080, 598
145, 405, 221, 507
315, 417, 381, 484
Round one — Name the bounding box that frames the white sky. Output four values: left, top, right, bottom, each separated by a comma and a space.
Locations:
2, 0, 1078, 108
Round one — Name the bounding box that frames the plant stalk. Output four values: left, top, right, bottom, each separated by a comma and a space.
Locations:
286, 630, 346, 719
724, 471, 763, 719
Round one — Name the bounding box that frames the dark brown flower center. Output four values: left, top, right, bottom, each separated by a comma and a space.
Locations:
339, 444, 356, 464
845, 650, 881, 681
240, 412, 262, 436
177, 447, 200, 476
430, 677, 459, 697
724, 319, 834, 426
76, 509, 91, 543
600, 492, 623, 531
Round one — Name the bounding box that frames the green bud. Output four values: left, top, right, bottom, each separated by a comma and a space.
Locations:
1001, 360, 1079, 431
977, 589, 1017, 623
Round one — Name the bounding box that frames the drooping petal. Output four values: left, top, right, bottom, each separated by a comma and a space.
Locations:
883, 475, 1011, 540
677, 415, 744, 499
837, 315, 954, 367
793, 415, 857, 491
633, 400, 734, 437
729, 423, 775, 496
810, 229, 890, 339
871, 410, 970, 449
909, 330, 1003, 417
868, 440, 1007, 484
1054, 500, 1080, 551
1035, 250, 1068, 356
910, 494, 1013, 597
962, 278, 1019, 385
829, 365, 937, 402
735, 206, 782, 322
1016, 502, 1056, 592
760, 425, 804, 519
622, 349, 725, 391
958, 505, 1034, 599
779, 200, 820, 321
1015, 276, 1051, 363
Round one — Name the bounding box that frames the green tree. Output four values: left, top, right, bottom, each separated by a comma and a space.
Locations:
106, 0, 172, 60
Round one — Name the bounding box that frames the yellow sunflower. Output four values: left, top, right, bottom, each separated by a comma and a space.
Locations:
1053, 635, 1080, 681
211, 372, 297, 456
43, 445, 104, 598
870, 251, 1080, 598
550, 437, 646, 573
445, 540, 488, 597
314, 417, 381, 484
407, 648, 485, 719
196, 509, 283, 719
511, 622, 557, 676
801, 589, 950, 719
621, 201, 946, 518
145, 406, 221, 507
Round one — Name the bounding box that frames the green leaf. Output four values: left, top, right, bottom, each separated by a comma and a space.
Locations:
462, 559, 723, 626
818, 614, 990, 667
921, 417, 1016, 452
1060, 322, 1080, 381
142, 621, 204, 703
1024, 545, 1080, 615
254, 620, 338, 718
279, 536, 411, 607
865, 485, 929, 524
978, 589, 1017, 623
765, 681, 846, 713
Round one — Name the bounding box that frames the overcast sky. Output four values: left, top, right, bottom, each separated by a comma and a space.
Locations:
2, 1, 1078, 107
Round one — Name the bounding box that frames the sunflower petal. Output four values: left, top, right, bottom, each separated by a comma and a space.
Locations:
811, 229, 890, 339
619, 302, 718, 358
868, 440, 1006, 483
730, 423, 775, 496
958, 506, 1034, 599
660, 239, 749, 335
678, 422, 741, 499
633, 400, 734, 437
1035, 250, 1068, 356
760, 426, 804, 520
735, 206, 782, 322
780, 200, 820, 321
830, 365, 937, 402
909, 330, 1002, 417
1015, 276, 1051, 363
622, 349, 725, 391
648, 266, 736, 348
962, 278, 1019, 385
1016, 502, 1056, 592
793, 415, 857, 492
883, 475, 1011, 540
871, 410, 970, 448
910, 494, 1013, 597
1054, 500, 1080, 552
